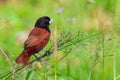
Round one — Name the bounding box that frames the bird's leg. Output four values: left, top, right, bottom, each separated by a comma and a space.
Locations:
40, 50, 51, 57
33, 50, 51, 62
33, 54, 38, 59
33, 54, 42, 61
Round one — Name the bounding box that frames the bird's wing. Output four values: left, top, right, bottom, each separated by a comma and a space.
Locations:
24, 28, 50, 48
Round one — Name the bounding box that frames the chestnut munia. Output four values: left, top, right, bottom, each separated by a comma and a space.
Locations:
16, 16, 52, 65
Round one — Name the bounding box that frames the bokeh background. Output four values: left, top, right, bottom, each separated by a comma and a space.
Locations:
0, 0, 120, 80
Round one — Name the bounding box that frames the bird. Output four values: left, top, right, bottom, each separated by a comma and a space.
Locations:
16, 16, 52, 65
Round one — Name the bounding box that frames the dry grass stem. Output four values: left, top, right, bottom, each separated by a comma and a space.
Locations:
53, 27, 58, 54
0, 48, 13, 67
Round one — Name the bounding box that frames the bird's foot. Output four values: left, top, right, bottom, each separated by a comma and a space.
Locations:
45, 50, 51, 57
39, 50, 51, 57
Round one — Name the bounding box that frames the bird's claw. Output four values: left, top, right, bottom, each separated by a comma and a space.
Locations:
45, 50, 50, 57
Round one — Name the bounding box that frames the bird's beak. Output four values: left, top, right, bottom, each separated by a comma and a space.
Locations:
49, 18, 53, 24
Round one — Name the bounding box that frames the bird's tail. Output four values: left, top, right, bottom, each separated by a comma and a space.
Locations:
16, 50, 31, 65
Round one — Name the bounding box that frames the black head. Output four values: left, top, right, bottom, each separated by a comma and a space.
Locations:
35, 16, 52, 30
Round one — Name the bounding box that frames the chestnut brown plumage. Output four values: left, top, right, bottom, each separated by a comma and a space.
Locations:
16, 16, 52, 65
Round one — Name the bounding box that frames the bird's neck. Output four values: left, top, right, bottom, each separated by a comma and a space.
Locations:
36, 26, 50, 32
45, 27, 50, 32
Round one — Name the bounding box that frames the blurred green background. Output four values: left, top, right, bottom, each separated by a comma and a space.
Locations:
0, 0, 120, 80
